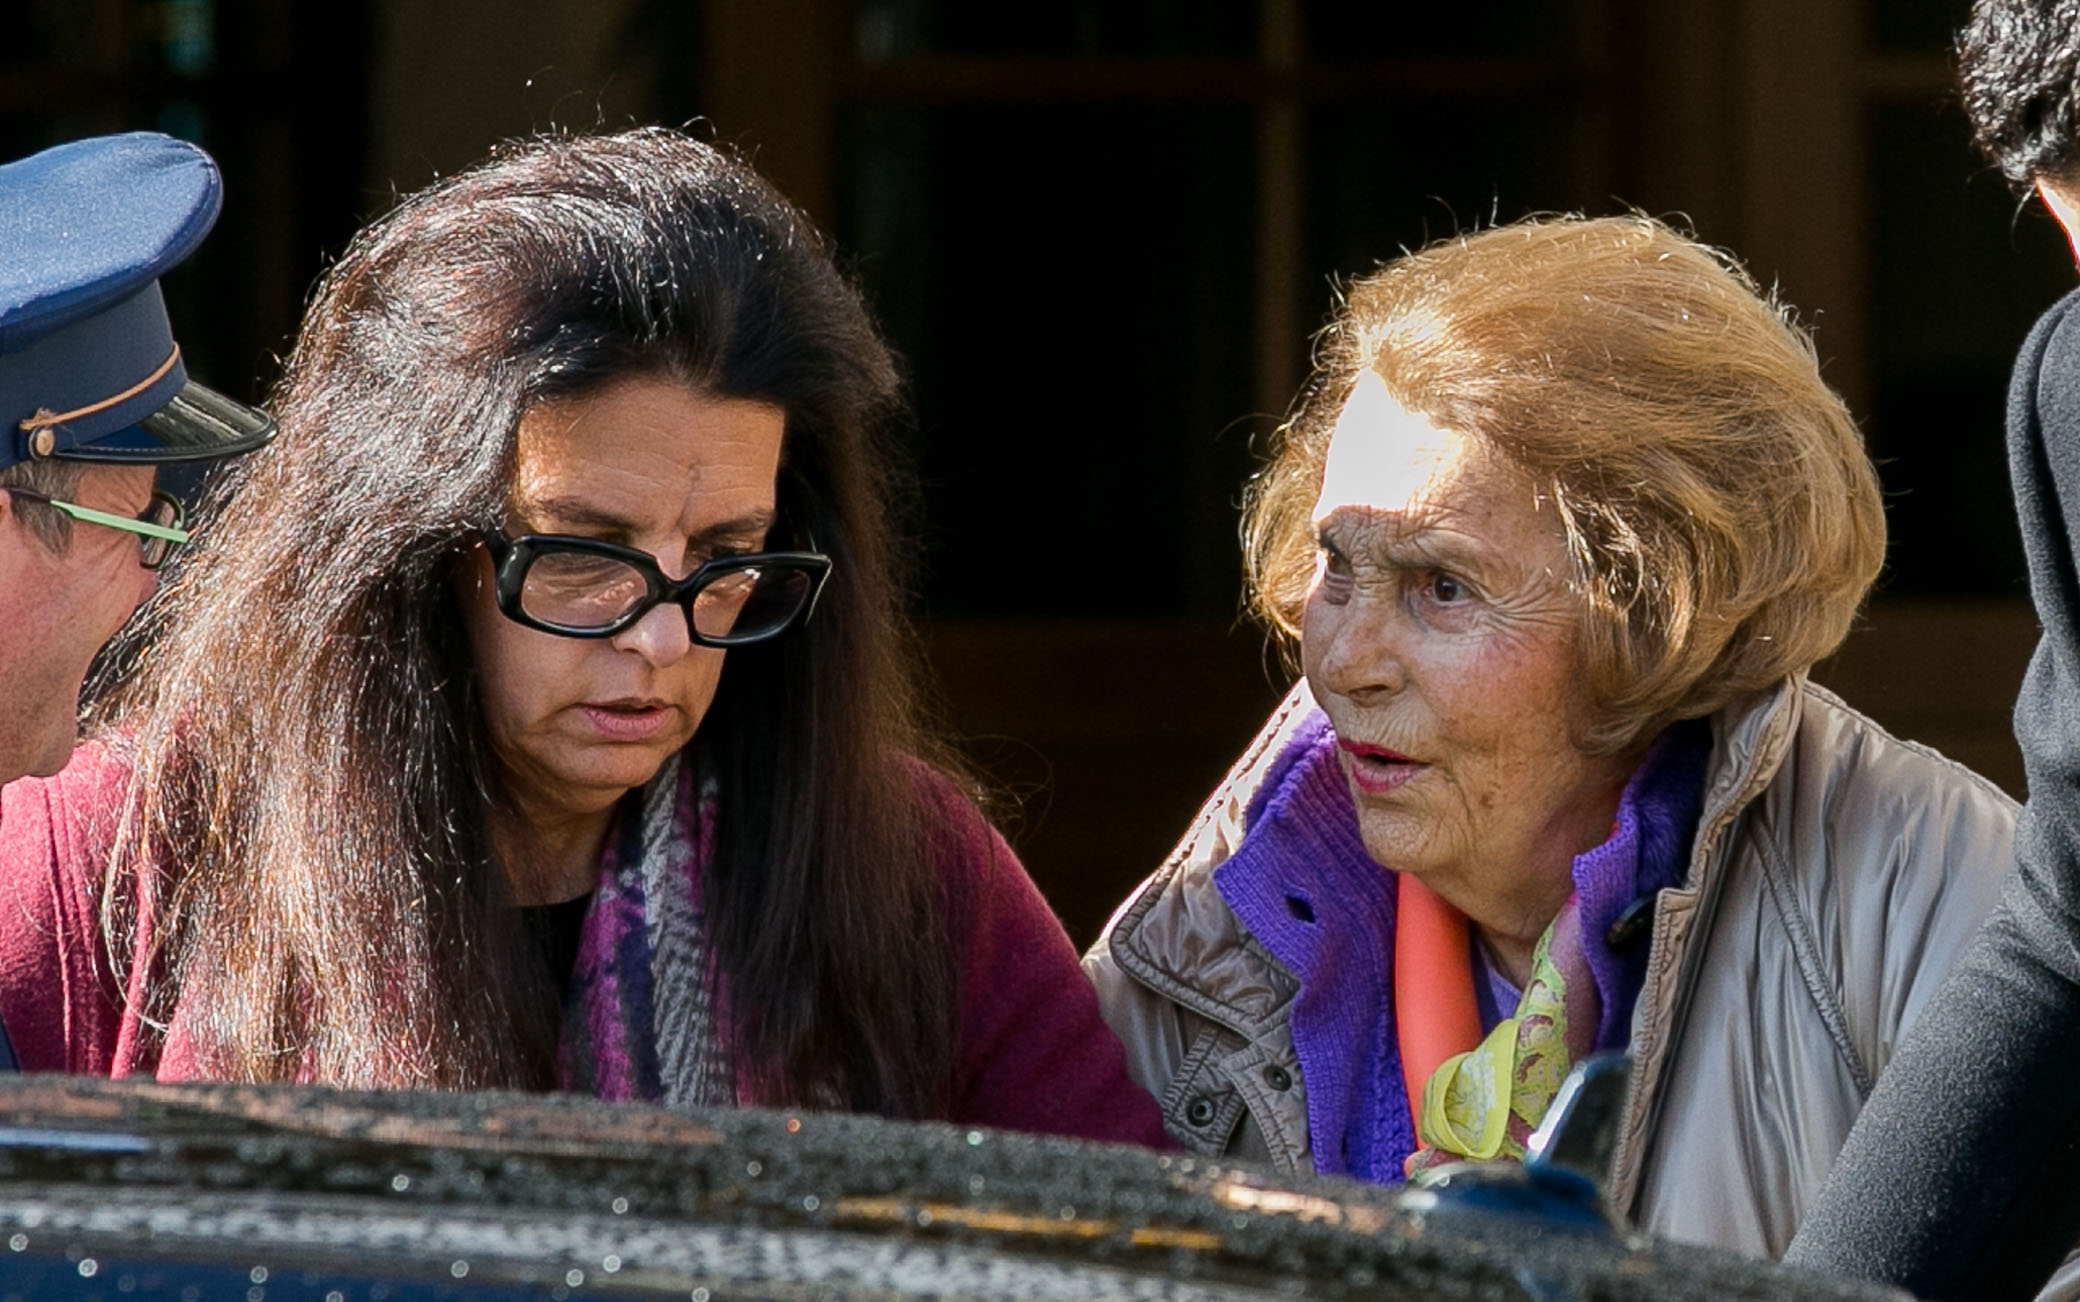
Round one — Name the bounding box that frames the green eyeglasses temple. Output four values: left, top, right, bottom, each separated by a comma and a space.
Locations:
46, 498, 189, 544
12, 493, 188, 545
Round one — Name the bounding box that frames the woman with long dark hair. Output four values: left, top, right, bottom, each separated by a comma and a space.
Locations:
0, 128, 1164, 1140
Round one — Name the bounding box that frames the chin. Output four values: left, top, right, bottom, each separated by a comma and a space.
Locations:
1355, 815, 1438, 878
566, 740, 683, 793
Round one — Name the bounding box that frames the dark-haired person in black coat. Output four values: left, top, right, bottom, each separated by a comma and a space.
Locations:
1785, 3, 2080, 1298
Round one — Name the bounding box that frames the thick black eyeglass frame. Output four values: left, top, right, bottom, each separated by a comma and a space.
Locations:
481, 528, 833, 643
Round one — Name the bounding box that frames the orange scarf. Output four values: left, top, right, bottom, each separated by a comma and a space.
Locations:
1392, 873, 1481, 1110
1393, 872, 1598, 1177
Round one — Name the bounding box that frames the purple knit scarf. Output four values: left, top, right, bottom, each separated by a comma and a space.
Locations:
556, 754, 739, 1106
1212, 711, 1708, 1184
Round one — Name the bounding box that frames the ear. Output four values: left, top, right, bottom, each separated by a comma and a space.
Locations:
0, 492, 30, 576
0, 487, 55, 556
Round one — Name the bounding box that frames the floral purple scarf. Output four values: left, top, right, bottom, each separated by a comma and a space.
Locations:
556, 754, 739, 1106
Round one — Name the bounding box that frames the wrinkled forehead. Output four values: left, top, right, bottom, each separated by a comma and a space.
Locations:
1312, 370, 1488, 525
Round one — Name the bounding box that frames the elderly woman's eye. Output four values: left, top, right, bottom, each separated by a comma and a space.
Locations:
1428, 572, 1468, 603
1318, 543, 1355, 581
1312, 541, 1354, 601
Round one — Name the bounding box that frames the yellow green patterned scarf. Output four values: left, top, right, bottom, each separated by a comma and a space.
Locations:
1403, 893, 1598, 1179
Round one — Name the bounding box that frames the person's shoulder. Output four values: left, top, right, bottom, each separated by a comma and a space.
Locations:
895, 756, 1040, 929
2012, 284, 2080, 440
2024, 283, 2080, 369
903, 755, 984, 823
1104, 682, 1329, 921
1087, 683, 1332, 1006
900, 756, 997, 866
0, 738, 136, 876
1753, 686, 2017, 1076
0, 739, 141, 1074
1740, 680, 2016, 946
1789, 681, 2017, 831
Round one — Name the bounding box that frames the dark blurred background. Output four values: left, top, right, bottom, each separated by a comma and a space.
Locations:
4, 0, 2065, 945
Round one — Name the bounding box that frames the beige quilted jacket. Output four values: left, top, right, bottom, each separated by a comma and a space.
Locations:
1084, 674, 2015, 1260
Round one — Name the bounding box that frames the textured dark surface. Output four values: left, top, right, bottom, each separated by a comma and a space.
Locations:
0, 1075, 1906, 1301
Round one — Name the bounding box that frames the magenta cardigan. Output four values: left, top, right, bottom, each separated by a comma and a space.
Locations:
0, 742, 1169, 1148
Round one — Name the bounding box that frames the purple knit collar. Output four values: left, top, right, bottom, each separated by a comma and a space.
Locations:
1212, 710, 1708, 1184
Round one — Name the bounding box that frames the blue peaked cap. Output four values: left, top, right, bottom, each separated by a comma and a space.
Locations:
0, 132, 274, 471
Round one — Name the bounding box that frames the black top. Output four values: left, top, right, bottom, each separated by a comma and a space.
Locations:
522, 893, 594, 1001
1784, 286, 2080, 1299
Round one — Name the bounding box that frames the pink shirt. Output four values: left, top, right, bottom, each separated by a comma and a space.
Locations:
0, 741, 1168, 1148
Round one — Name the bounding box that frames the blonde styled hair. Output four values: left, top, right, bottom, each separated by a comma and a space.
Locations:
1246, 215, 1885, 754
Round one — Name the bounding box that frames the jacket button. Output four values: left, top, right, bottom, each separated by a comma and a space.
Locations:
1185, 1095, 1217, 1126
1264, 1065, 1292, 1092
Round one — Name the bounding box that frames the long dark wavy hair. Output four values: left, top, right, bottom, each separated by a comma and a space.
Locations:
96, 128, 960, 1114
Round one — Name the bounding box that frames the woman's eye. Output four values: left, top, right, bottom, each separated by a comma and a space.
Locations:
697, 547, 764, 575
1427, 572, 1468, 603
1312, 543, 1354, 601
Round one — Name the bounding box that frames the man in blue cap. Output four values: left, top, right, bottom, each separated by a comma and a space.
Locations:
0, 132, 274, 789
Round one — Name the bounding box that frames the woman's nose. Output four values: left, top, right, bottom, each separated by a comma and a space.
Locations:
611, 598, 694, 666
1306, 596, 1407, 705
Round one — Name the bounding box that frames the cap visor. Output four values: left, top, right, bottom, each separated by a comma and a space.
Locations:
58, 379, 275, 463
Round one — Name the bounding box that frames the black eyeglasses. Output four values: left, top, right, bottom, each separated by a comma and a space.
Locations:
482, 529, 832, 644
7, 487, 188, 570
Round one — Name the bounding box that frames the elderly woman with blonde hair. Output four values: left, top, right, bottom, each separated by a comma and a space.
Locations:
1087, 214, 2015, 1259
